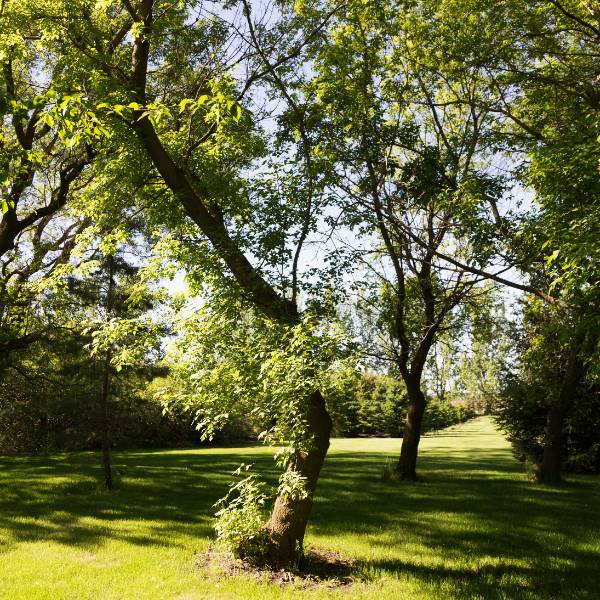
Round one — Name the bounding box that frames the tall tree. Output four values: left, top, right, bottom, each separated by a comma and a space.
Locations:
396, 0, 600, 483
27, 0, 343, 565
289, 0, 499, 479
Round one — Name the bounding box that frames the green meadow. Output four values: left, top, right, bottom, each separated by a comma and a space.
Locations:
1, 417, 598, 599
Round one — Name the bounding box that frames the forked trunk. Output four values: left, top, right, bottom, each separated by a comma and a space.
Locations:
397, 382, 426, 481
262, 390, 332, 567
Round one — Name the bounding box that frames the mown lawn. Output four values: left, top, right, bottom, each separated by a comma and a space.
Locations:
0, 417, 599, 599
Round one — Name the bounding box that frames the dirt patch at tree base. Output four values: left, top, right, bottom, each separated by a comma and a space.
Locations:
196, 546, 356, 590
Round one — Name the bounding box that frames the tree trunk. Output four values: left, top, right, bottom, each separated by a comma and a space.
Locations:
397, 382, 426, 481
100, 254, 115, 491
100, 351, 113, 490
39, 411, 48, 451
537, 402, 566, 485
262, 390, 332, 567
537, 333, 585, 485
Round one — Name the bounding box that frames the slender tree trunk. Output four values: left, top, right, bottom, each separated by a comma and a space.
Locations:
537, 333, 585, 485
262, 390, 332, 567
39, 410, 48, 450
100, 351, 113, 490
100, 254, 115, 491
397, 380, 426, 481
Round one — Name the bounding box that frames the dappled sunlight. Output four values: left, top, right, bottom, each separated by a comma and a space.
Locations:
308, 417, 600, 599
1, 417, 599, 599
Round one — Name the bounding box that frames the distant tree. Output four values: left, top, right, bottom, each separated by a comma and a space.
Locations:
447, 288, 514, 414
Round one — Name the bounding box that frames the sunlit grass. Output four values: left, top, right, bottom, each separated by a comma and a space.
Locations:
1, 417, 599, 599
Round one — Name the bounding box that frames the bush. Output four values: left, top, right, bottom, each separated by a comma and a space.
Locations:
493, 377, 600, 475
423, 401, 475, 433
214, 465, 271, 564
326, 370, 475, 437
0, 369, 198, 454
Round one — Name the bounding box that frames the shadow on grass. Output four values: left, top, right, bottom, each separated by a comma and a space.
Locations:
1, 434, 599, 599
311, 448, 600, 599
0, 450, 277, 551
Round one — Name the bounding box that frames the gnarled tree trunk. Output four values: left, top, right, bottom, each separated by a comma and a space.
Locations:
262, 390, 332, 567
397, 380, 426, 481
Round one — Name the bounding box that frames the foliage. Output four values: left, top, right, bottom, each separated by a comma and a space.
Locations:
214, 464, 271, 563
326, 370, 475, 437
0, 340, 195, 455
0, 231, 175, 455
495, 375, 600, 475
493, 300, 600, 474
163, 293, 350, 455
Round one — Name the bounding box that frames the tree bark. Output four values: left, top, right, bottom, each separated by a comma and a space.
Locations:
100, 351, 113, 490
537, 333, 585, 485
397, 381, 426, 481
537, 402, 566, 485
262, 390, 332, 567
100, 254, 115, 491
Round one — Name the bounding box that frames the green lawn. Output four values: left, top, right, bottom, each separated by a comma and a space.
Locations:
1, 417, 599, 599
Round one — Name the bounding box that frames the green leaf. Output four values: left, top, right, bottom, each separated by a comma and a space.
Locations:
178, 98, 193, 113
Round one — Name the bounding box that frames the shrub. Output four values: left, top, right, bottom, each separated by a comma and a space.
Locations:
493, 377, 600, 474
214, 465, 271, 564
326, 370, 475, 437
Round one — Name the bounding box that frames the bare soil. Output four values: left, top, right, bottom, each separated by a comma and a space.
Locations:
196, 546, 356, 590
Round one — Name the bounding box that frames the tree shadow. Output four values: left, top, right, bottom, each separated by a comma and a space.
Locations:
310, 446, 600, 599
0, 449, 278, 552
1, 434, 599, 599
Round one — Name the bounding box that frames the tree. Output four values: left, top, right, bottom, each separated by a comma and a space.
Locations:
26, 0, 345, 565
162, 290, 349, 564
405, 0, 600, 484
494, 298, 600, 477
447, 287, 513, 413
290, 0, 499, 479
0, 7, 96, 359
80, 246, 161, 490
329, 0, 599, 485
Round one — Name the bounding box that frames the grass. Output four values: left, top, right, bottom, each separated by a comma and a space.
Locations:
0, 417, 599, 599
